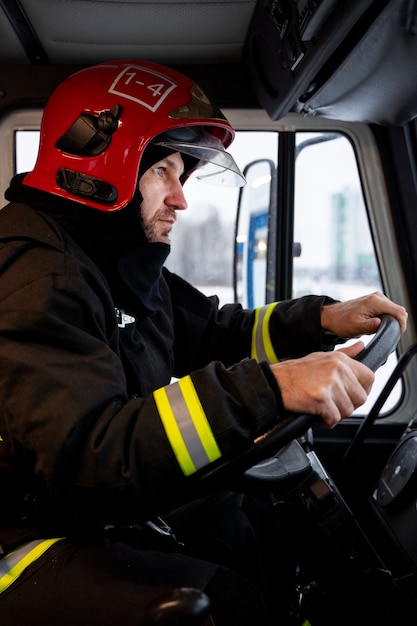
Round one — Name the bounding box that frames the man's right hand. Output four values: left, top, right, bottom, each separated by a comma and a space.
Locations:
270, 341, 375, 429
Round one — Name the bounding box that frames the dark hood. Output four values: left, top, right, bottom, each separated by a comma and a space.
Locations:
5, 174, 170, 314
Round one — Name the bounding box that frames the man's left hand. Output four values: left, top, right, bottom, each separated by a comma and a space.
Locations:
321, 291, 408, 338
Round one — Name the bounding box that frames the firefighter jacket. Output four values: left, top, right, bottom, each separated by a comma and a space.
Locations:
0, 176, 340, 552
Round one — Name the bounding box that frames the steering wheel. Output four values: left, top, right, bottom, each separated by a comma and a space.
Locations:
198, 314, 401, 486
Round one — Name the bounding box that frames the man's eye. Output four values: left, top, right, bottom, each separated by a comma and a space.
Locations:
154, 166, 164, 176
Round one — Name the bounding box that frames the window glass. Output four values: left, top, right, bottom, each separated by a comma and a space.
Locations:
15, 131, 40, 173
293, 132, 401, 413
168, 132, 278, 306
293, 133, 381, 299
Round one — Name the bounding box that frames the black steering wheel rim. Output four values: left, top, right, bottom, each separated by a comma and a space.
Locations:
197, 314, 401, 486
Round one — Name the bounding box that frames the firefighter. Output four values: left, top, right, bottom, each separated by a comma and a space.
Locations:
0, 60, 407, 626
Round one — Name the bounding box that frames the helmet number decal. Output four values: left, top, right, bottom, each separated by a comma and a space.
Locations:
108, 65, 177, 112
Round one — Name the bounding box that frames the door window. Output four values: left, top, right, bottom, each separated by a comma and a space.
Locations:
293, 132, 400, 413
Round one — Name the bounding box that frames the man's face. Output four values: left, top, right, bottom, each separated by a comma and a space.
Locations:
138, 151, 188, 243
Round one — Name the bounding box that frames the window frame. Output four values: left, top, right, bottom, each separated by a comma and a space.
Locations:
3, 107, 417, 426
227, 109, 417, 426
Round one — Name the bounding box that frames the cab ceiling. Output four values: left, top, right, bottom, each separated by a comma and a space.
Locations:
1, 0, 417, 126
0, 0, 256, 65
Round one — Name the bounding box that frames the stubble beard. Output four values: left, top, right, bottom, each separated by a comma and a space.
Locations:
141, 209, 175, 244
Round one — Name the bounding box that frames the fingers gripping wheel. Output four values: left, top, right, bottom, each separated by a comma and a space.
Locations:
198, 315, 401, 486
354, 314, 401, 371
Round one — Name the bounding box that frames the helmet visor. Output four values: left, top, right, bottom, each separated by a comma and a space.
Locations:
152, 128, 246, 188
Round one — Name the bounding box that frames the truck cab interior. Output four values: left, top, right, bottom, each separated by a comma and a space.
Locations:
1, 1, 417, 623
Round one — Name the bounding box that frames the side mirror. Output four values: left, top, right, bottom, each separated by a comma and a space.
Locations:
234, 159, 276, 308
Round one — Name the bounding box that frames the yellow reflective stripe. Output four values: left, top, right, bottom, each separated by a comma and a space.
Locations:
154, 376, 221, 477
178, 376, 221, 463
251, 303, 279, 363
251, 307, 261, 360
262, 303, 279, 362
0, 537, 64, 594
154, 386, 197, 476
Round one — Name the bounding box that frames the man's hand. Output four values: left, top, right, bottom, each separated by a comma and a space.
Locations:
270, 342, 375, 428
321, 291, 407, 338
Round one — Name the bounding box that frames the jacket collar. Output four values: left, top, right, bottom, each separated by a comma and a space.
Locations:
5, 174, 171, 314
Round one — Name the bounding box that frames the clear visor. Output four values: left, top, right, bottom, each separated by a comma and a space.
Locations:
152, 130, 246, 188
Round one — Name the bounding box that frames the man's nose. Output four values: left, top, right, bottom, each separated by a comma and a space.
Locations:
169, 180, 188, 211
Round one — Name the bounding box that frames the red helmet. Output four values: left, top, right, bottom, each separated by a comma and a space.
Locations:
24, 60, 245, 212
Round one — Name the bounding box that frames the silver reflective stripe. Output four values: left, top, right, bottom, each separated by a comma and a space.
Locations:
255, 305, 268, 362
164, 381, 212, 470
253, 304, 278, 363
0, 539, 45, 577
0, 537, 64, 594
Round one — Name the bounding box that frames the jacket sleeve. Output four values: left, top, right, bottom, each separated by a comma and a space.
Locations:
0, 243, 280, 524
167, 270, 342, 375
252, 295, 344, 362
